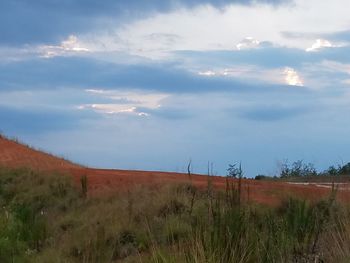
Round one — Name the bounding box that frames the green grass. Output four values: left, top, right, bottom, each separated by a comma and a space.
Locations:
0, 167, 349, 262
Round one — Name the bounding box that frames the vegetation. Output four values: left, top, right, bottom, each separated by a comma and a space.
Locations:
227, 163, 243, 178
1, 167, 350, 262
253, 160, 350, 180
280, 160, 318, 178
323, 162, 350, 176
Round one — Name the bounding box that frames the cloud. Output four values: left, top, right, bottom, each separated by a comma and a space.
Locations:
39, 35, 90, 58
0, 0, 291, 46
235, 37, 274, 50
104, 0, 350, 58
8, 39, 350, 99
198, 70, 217, 76
0, 56, 309, 94
5, 40, 350, 99
77, 104, 149, 117
283, 67, 303, 86
1, 0, 348, 62
178, 45, 350, 72
197, 65, 297, 86
236, 37, 261, 50
78, 89, 168, 116
306, 39, 338, 52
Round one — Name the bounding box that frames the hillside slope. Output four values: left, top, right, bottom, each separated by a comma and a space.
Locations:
1, 135, 347, 206
0, 135, 81, 170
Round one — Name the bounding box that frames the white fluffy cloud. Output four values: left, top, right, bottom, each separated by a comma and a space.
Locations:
306, 39, 338, 52
78, 89, 168, 116
284, 67, 303, 86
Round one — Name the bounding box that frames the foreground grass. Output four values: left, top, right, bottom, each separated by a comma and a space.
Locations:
1, 168, 350, 262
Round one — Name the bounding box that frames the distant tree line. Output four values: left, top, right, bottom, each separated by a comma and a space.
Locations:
253, 160, 350, 180
321, 162, 350, 176
280, 160, 317, 178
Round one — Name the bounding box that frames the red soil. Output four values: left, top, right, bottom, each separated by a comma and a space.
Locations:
65, 169, 350, 206
1, 135, 349, 206
0, 136, 80, 170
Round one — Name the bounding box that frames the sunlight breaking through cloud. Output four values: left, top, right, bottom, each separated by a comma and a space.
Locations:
39, 35, 90, 58
77, 104, 149, 116
283, 67, 304, 86
306, 39, 335, 52
77, 89, 168, 117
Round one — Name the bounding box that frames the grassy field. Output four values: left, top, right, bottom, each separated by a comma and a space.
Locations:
1, 167, 350, 262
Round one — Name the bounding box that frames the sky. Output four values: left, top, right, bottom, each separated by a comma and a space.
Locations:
1, 0, 350, 176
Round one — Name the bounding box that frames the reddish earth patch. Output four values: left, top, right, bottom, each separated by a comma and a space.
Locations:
67, 169, 350, 206
1, 135, 349, 206
0, 136, 80, 170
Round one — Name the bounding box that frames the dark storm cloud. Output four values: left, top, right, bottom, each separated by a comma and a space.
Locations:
0, 0, 292, 45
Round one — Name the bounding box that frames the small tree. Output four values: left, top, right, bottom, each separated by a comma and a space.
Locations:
226, 162, 243, 206
227, 163, 243, 178
280, 160, 290, 178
